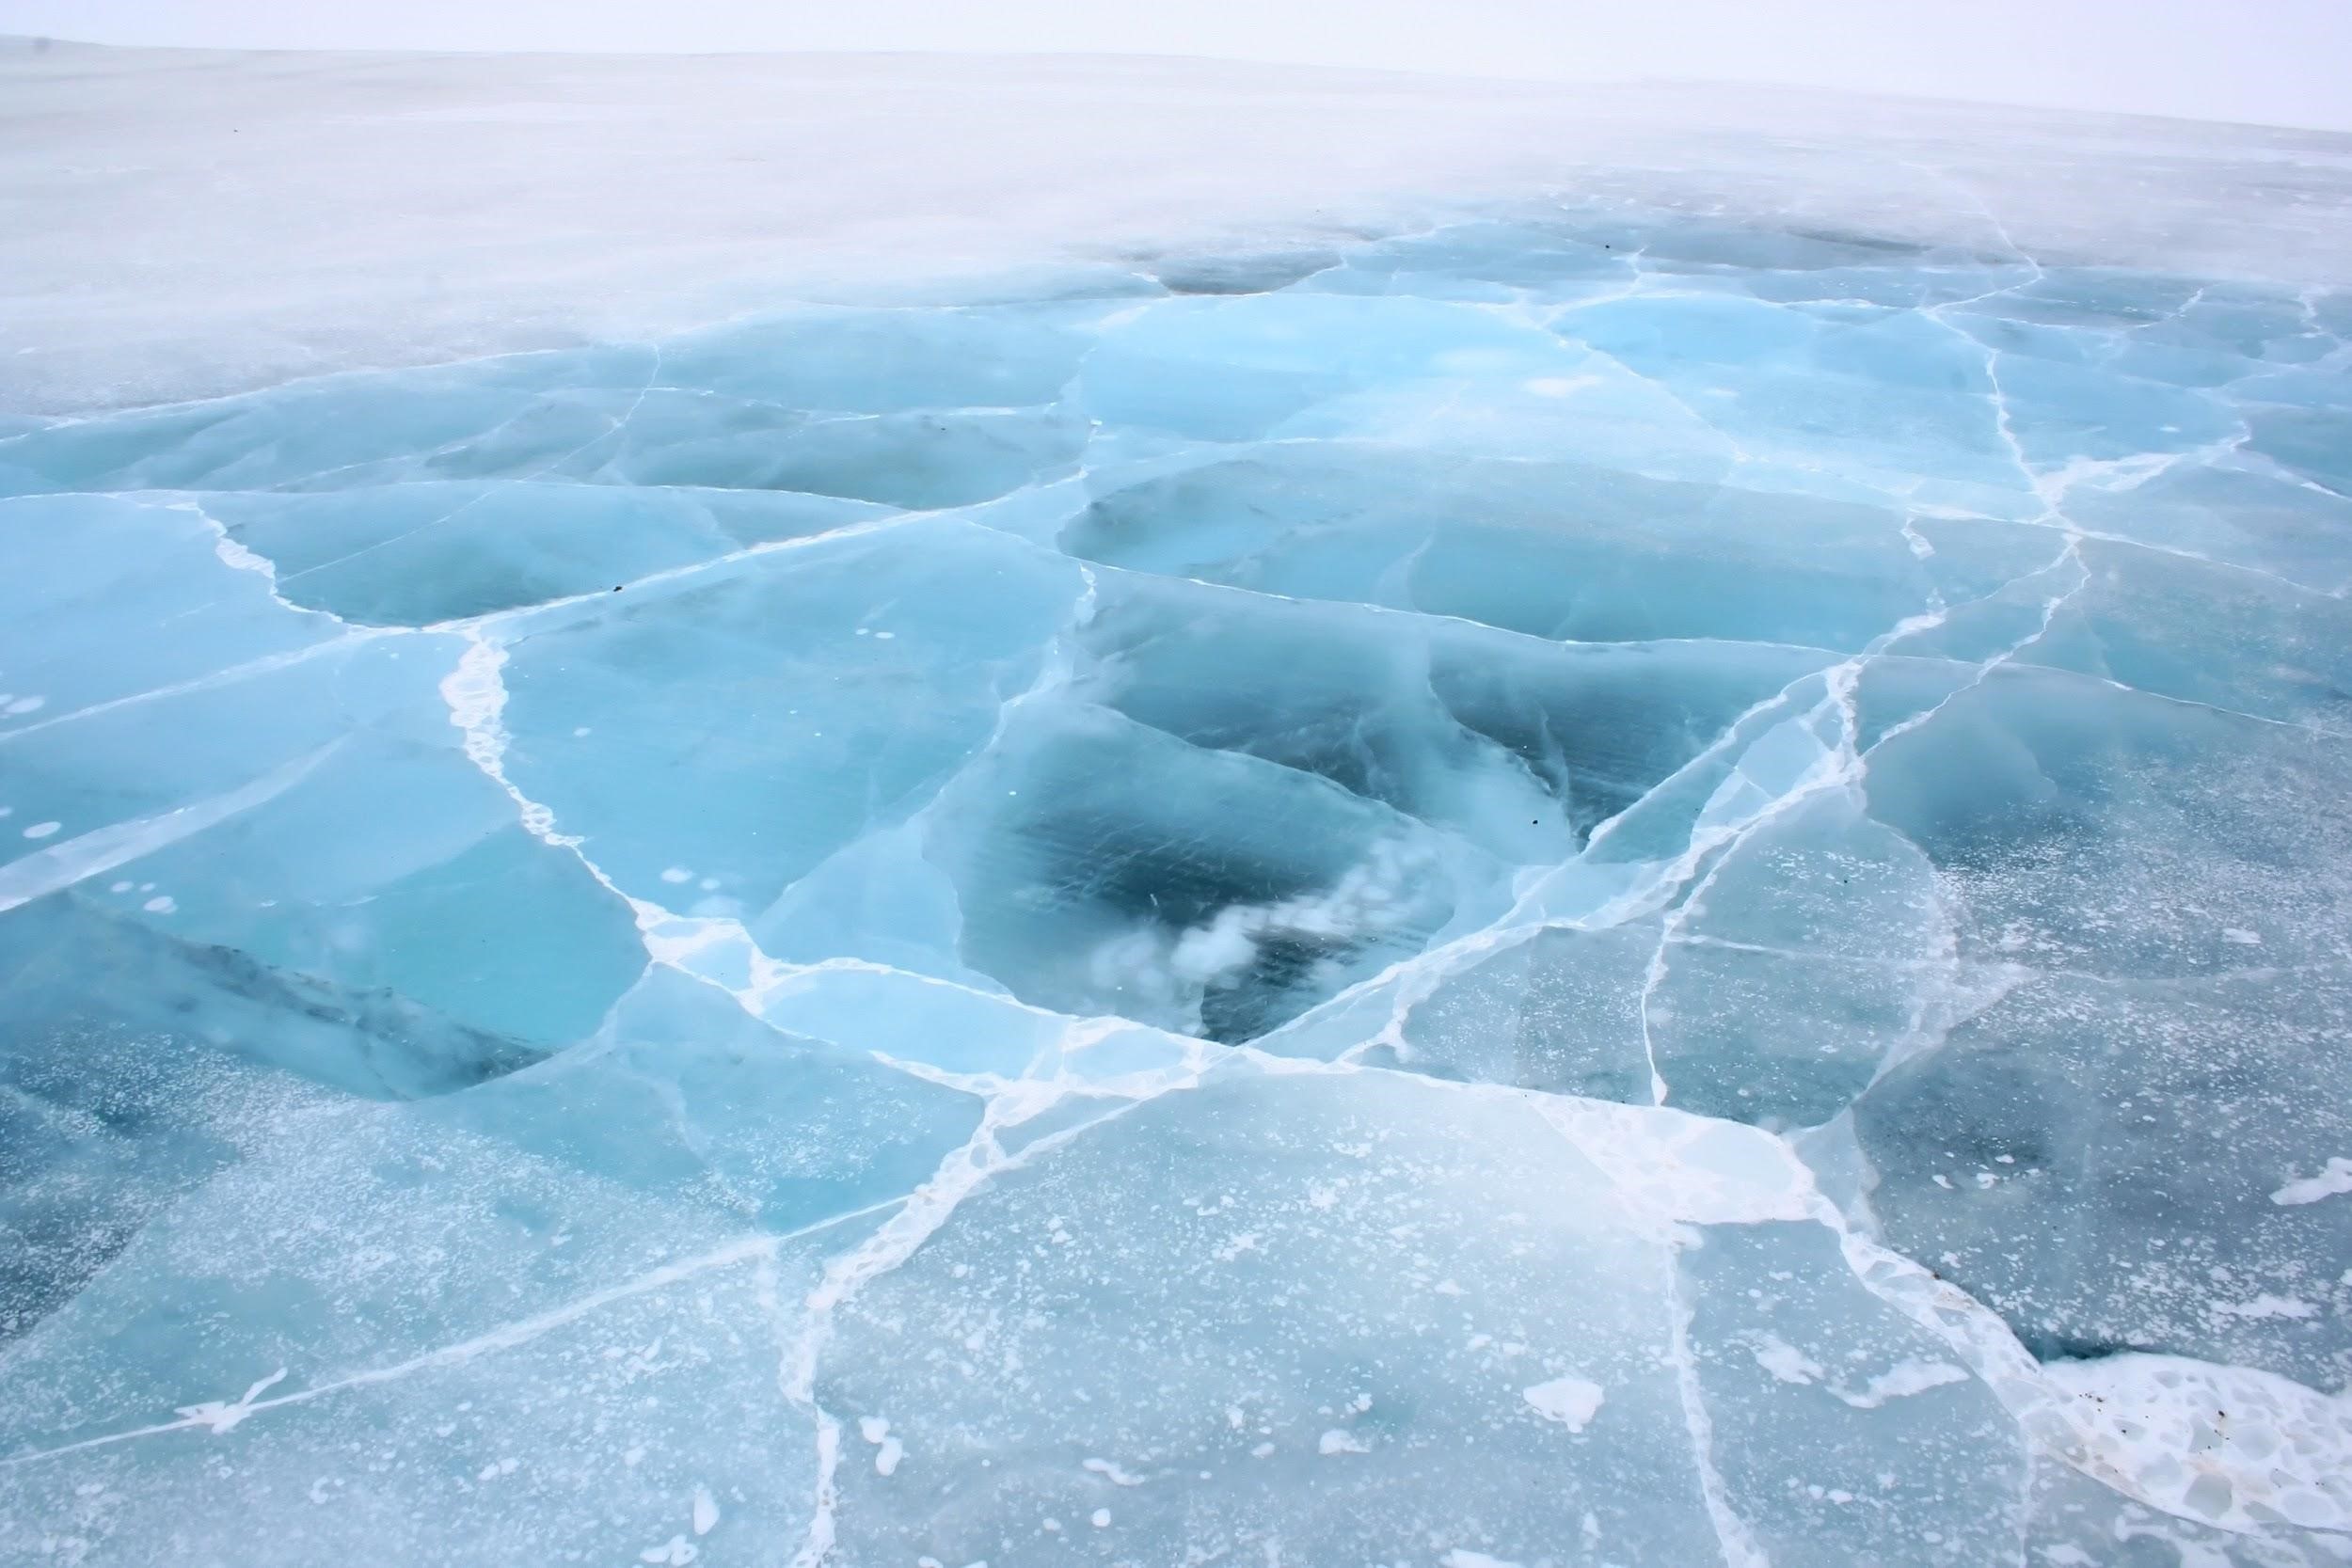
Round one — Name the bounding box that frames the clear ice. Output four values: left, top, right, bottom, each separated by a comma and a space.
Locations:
4, 206, 2352, 1567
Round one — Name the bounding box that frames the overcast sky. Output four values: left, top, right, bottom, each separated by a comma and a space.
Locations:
6, 0, 2348, 134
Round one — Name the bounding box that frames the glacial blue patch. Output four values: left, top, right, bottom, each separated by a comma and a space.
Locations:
4, 207, 2352, 1566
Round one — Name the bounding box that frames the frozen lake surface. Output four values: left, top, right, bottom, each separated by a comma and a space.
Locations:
4, 40, 2352, 1568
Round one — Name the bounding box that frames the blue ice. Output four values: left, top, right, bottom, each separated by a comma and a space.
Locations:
5, 208, 2352, 1565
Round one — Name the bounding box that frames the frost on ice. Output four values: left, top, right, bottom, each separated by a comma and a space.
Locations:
6, 78, 2352, 1568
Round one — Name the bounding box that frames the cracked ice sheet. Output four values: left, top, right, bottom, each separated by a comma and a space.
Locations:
5, 168, 2352, 1568
0, 969, 984, 1562
815, 1058, 2036, 1568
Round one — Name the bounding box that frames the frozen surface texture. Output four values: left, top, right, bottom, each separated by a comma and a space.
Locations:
8, 42, 2352, 1568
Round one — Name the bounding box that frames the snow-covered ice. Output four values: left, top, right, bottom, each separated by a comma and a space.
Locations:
4, 36, 2352, 1568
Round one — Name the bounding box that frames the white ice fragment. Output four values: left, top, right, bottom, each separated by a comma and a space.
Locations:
1089, 1509, 1111, 1528
1520, 1376, 1604, 1432
2272, 1158, 2352, 1206
1081, 1458, 1142, 1485
660, 867, 693, 884
2221, 927, 2263, 944
175, 1368, 288, 1434
108, 879, 131, 893
859, 1417, 904, 1476
1750, 1337, 1823, 1385
4, 695, 43, 716
1441, 1551, 1527, 1568
1316, 1429, 1369, 1455
1832, 1360, 1968, 1408
691, 1486, 719, 1536
2213, 1293, 2318, 1321
143, 895, 177, 913
640, 1536, 698, 1565
21, 821, 60, 839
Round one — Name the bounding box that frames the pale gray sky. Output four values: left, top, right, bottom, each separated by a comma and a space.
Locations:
4, 0, 2348, 133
